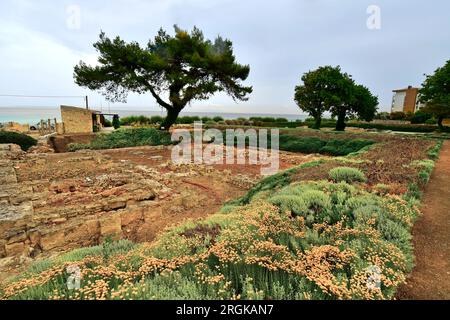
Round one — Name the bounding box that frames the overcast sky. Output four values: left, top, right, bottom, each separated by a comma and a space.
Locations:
0, 0, 449, 114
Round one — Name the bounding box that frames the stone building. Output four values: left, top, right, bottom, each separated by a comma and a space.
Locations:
391, 86, 425, 113
60, 105, 103, 134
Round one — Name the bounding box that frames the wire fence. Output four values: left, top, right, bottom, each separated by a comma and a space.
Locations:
0, 94, 89, 108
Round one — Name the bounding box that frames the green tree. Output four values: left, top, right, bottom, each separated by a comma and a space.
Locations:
294, 66, 352, 129
112, 115, 121, 129
332, 84, 378, 131
419, 60, 450, 129
74, 26, 252, 130
295, 66, 378, 131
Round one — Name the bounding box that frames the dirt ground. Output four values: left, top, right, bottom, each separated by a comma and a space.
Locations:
0, 144, 321, 281
397, 140, 450, 300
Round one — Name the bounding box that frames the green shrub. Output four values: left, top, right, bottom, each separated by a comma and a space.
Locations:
176, 116, 201, 124
424, 118, 437, 125
228, 160, 324, 206
68, 128, 172, 151
150, 115, 164, 124
112, 115, 121, 129
276, 135, 374, 156
103, 119, 113, 127
390, 112, 407, 120
329, 167, 367, 183
268, 195, 308, 215
129, 272, 212, 300
410, 112, 432, 124
0, 131, 37, 151
120, 115, 165, 126
348, 123, 438, 133
320, 138, 374, 156
374, 112, 390, 120
279, 135, 327, 153
405, 183, 422, 202
428, 140, 443, 160
213, 116, 224, 122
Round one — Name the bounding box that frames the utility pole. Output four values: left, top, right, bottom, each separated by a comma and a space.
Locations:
85, 95, 89, 110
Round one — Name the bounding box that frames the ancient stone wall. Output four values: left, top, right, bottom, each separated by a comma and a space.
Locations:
60, 106, 94, 134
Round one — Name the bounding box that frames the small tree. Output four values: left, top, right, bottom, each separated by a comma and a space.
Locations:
339, 84, 378, 130
325, 70, 356, 131
294, 66, 348, 129
74, 26, 252, 130
419, 60, 450, 129
295, 66, 378, 131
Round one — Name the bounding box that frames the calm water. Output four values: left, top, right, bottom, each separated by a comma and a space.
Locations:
0, 107, 307, 125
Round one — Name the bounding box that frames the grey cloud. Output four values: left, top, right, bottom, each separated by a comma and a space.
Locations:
0, 0, 449, 113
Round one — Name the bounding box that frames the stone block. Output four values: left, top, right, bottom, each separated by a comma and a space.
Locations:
65, 220, 100, 246
121, 208, 143, 227
100, 214, 122, 240
5, 241, 25, 256
40, 230, 65, 251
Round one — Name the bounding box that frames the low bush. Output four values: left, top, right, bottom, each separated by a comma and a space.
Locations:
306, 120, 442, 133
405, 183, 422, 202
120, 115, 165, 126
374, 112, 390, 120
412, 159, 436, 185
278, 135, 374, 156
410, 112, 432, 124
103, 119, 113, 128
347, 123, 439, 133
227, 160, 324, 206
0, 131, 37, 151
390, 112, 407, 121
2, 182, 420, 300
176, 116, 201, 124
427, 140, 444, 160
329, 167, 367, 183
68, 128, 172, 151
120, 116, 152, 126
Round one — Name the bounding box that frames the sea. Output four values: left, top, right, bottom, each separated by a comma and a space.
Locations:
0, 107, 308, 125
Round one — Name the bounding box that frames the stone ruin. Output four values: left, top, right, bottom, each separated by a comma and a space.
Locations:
0, 143, 260, 273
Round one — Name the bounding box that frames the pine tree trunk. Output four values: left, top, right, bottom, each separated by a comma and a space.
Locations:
335, 112, 347, 131
160, 108, 181, 131
437, 116, 444, 130
313, 116, 322, 129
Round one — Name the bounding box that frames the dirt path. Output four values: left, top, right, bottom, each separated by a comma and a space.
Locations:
397, 140, 450, 300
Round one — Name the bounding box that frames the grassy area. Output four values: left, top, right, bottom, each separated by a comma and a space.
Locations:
313, 121, 449, 133
224, 131, 375, 156
278, 135, 374, 156
0, 131, 37, 151
68, 128, 173, 151
1, 137, 442, 300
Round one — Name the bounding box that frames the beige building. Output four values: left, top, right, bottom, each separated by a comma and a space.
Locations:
391, 86, 425, 113
60, 105, 105, 134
